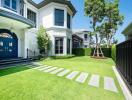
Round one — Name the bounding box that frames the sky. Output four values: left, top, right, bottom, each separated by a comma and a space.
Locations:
33, 0, 132, 43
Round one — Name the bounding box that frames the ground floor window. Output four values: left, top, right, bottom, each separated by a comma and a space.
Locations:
55, 37, 63, 54
67, 39, 70, 54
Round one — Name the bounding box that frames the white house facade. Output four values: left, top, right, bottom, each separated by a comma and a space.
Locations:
0, 0, 76, 59
73, 29, 91, 48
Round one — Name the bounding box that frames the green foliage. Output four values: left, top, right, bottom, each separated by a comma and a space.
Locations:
37, 26, 50, 53
50, 55, 75, 59
111, 45, 116, 61
72, 48, 111, 57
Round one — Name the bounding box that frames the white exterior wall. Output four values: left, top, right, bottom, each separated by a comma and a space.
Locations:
75, 32, 90, 48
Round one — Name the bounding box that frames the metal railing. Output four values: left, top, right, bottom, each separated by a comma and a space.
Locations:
116, 39, 132, 92
27, 48, 39, 59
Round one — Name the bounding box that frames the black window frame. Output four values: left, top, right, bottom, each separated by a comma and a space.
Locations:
27, 9, 37, 25
55, 37, 64, 54
67, 38, 71, 54
67, 13, 71, 29
54, 9, 64, 26
84, 34, 88, 41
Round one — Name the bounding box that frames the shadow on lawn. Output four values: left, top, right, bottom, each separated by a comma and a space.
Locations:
0, 65, 31, 77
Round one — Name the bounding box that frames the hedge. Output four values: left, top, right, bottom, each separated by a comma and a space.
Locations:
50, 55, 75, 59
72, 48, 111, 57
111, 45, 116, 61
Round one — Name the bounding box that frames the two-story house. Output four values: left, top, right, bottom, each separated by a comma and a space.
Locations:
73, 29, 91, 48
0, 0, 76, 59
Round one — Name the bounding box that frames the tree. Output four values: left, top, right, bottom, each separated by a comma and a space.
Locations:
37, 26, 50, 54
85, 0, 105, 57
102, 0, 124, 47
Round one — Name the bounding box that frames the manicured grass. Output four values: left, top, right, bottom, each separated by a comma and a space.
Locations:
0, 57, 125, 100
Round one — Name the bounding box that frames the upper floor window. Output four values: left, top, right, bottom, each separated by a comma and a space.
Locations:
27, 9, 36, 24
67, 13, 71, 29
3, 0, 17, 11
84, 34, 88, 41
55, 9, 64, 26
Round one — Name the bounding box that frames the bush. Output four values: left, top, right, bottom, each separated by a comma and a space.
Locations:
72, 48, 111, 57
111, 45, 116, 61
50, 55, 75, 59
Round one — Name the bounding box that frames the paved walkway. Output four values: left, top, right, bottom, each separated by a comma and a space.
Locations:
28, 62, 118, 93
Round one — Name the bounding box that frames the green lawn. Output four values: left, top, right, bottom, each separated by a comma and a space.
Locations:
0, 56, 125, 100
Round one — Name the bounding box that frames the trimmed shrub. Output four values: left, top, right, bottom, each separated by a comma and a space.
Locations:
111, 45, 116, 61
72, 48, 111, 57
50, 55, 75, 59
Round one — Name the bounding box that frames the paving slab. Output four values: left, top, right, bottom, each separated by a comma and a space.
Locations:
43, 67, 58, 73
50, 68, 64, 74
76, 72, 88, 83
88, 74, 100, 87
57, 69, 70, 77
104, 76, 118, 92
38, 66, 53, 71
66, 71, 79, 80
33, 66, 45, 69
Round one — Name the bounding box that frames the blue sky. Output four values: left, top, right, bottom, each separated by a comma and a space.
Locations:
33, 0, 132, 43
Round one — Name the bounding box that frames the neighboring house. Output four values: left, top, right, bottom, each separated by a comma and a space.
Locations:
72, 34, 83, 48
0, 0, 76, 59
73, 29, 92, 48
122, 22, 132, 40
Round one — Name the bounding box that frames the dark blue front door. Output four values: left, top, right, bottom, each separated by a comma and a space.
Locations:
0, 29, 18, 59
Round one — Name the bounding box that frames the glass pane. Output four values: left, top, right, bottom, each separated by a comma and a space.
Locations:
0, 33, 12, 38
12, 0, 17, 10
55, 9, 64, 26
0, 42, 3, 46
4, 0, 10, 7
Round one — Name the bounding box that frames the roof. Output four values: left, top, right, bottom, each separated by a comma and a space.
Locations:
73, 29, 91, 34
122, 22, 132, 35
72, 34, 83, 41
27, 0, 76, 16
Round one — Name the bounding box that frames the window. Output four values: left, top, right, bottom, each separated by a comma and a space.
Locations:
27, 9, 36, 24
84, 34, 88, 41
55, 9, 64, 26
12, 0, 17, 10
20, 0, 24, 16
67, 39, 70, 54
4, 0, 10, 7
84, 45, 87, 48
3, 0, 17, 11
55, 37, 63, 54
67, 13, 71, 29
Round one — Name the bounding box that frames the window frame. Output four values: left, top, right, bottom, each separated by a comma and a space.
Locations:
54, 9, 64, 26
3, 0, 18, 12
67, 12, 71, 29
55, 37, 64, 54
84, 34, 88, 41
27, 8, 37, 25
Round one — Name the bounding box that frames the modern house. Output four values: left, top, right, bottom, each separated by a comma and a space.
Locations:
72, 34, 83, 48
73, 29, 92, 48
0, 0, 76, 59
122, 22, 132, 40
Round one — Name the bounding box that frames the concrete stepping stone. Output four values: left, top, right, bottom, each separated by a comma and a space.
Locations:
43, 67, 58, 73
76, 72, 88, 83
88, 74, 100, 87
66, 71, 79, 80
50, 68, 64, 74
104, 77, 118, 92
57, 69, 70, 77
33, 66, 45, 69
38, 66, 52, 71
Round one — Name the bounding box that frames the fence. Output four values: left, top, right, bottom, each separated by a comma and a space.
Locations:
27, 48, 39, 59
116, 39, 132, 92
